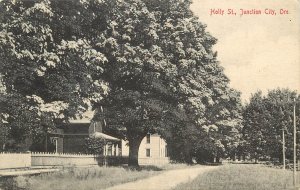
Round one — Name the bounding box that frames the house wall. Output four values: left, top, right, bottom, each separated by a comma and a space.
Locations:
121, 134, 170, 165
139, 134, 168, 158
121, 140, 129, 156
49, 121, 104, 154
49, 123, 90, 154
88, 121, 103, 134
63, 135, 88, 154
57, 137, 63, 153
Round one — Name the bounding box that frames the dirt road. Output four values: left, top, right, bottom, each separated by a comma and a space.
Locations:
104, 165, 218, 190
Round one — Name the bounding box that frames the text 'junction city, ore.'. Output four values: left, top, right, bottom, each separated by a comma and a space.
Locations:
210, 8, 289, 16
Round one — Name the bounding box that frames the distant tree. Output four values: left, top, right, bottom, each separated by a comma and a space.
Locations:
242, 89, 300, 162
242, 91, 268, 162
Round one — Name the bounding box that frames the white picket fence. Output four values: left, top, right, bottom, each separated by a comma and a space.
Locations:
0, 152, 169, 169
0, 152, 100, 169
0, 152, 31, 169
31, 152, 99, 166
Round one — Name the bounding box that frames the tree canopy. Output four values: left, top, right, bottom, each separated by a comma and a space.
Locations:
0, 0, 243, 166
0, 0, 109, 150
93, 0, 243, 164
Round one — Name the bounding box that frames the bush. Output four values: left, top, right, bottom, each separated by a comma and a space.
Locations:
84, 138, 104, 154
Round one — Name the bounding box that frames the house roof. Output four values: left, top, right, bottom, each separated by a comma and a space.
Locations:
89, 132, 120, 141
69, 110, 95, 123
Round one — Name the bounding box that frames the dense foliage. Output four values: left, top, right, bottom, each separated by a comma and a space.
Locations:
242, 89, 300, 162
0, 0, 243, 165
94, 0, 243, 164
84, 137, 105, 155
0, 0, 109, 150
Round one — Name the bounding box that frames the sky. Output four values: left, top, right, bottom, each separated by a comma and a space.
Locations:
190, 0, 300, 102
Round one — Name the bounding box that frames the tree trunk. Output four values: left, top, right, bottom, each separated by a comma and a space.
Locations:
128, 135, 144, 168
231, 154, 236, 161
184, 154, 193, 164
184, 145, 193, 164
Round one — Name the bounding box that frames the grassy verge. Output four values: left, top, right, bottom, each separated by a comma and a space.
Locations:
173, 164, 296, 190
1, 163, 191, 190
1, 166, 160, 190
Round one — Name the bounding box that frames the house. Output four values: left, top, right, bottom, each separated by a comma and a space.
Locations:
48, 111, 170, 165
48, 119, 120, 156
121, 133, 170, 165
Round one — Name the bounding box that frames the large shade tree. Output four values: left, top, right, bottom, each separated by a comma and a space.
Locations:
1, 0, 243, 166
92, 0, 183, 166
0, 0, 109, 150
144, 0, 243, 163
95, 0, 243, 165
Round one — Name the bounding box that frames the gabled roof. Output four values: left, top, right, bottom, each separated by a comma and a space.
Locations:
89, 132, 120, 141
69, 110, 95, 124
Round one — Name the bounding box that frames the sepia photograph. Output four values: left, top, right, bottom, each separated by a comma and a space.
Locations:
0, 0, 299, 189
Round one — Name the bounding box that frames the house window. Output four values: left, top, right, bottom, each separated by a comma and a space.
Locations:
146, 134, 151, 144
146, 148, 151, 157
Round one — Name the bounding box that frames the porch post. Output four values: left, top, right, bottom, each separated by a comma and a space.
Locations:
105, 144, 108, 156
112, 143, 115, 156
104, 141, 108, 167
116, 143, 119, 156
103, 142, 108, 156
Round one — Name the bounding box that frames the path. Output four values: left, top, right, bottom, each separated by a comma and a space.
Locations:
0, 166, 61, 177
104, 165, 218, 190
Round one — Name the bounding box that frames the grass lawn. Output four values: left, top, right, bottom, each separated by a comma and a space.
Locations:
0, 163, 191, 190
173, 164, 297, 190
